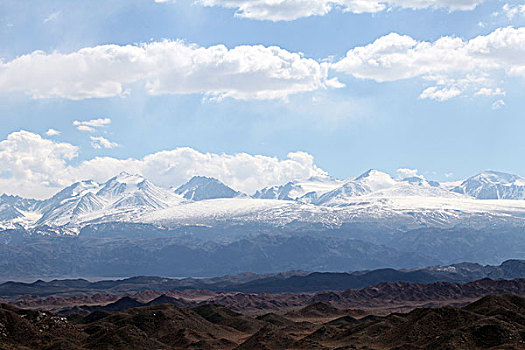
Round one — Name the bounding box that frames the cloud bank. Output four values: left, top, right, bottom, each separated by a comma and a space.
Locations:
332, 26, 525, 100
195, 0, 485, 21
1, 27, 523, 102
0, 41, 338, 101
0, 130, 327, 199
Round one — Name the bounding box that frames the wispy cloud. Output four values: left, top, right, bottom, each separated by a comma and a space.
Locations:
502, 3, 525, 19
492, 99, 505, 110
474, 88, 505, 97
192, 0, 484, 21
73, 118, 111, 133
90, 136, 119, 149
43, 11, 61, 23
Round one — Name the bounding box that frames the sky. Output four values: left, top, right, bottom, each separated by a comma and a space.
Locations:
0, 0, 524, 199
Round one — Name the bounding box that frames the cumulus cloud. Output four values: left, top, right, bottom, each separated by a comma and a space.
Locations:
45, 129, 61, 136
73, 118, 111, 132
0, 131, 78, 197
332, 26, 525, 101
0, 41, 339, 101
0, 130, 327, 199
194, 0, 484, 21
90, 136, 119, 149
396, 168, 421, 178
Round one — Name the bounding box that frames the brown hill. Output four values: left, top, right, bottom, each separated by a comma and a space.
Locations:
285, 302, 346, 319
1, 294, 525, 349
191, 303, 265, 333
298, 294, 525, 349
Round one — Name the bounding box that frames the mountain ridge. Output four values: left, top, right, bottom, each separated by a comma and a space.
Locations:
1, 169, 525, 232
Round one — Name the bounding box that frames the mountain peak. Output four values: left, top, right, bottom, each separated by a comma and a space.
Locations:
175, 176, 243, 201
453, 170, 525, 199
474, 170, 523, 184
113, 172, 146, 184
356, 169, 391, 180
355, 169, 396, 190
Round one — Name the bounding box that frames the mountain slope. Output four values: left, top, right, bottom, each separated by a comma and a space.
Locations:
453, 170, 525, 199
253, 176, 342, 201
1, 169, 525, 232
174, 176, 245, 200
315, 169, 397, 205
34, 173, 184, 226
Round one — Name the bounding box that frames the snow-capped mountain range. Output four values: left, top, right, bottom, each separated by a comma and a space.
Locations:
1, 169, 525, 233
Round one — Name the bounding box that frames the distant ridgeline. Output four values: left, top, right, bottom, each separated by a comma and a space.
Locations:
1, 259, 524, 294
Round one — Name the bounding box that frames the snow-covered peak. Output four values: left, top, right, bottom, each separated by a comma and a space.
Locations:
401, 176, 440, 187
96, 173, 147, 199
174, 176, 244, 201
355, 169, 397, 190
253, 177, 343, 201
39, 180, 100, 210
114, 171, 146, 185
34, 173, 181, 226
0, 202, 24, 221
316, 170, 450, 206
453, 170, 525, 199
470, 170, 523, 185
0, 194, 39, 211
314, 170, 394, 206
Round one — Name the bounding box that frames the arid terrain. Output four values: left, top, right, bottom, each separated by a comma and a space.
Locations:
1, 277, 525, 349
1, 293, 525, 349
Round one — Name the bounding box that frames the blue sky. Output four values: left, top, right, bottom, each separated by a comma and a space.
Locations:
0, 0, 524, 198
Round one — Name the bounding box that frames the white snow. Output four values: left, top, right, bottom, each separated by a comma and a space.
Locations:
2, 170, 525, 233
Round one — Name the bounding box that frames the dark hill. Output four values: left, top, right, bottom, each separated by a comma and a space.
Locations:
285, 302, 346, 319
191, 303, 264, 333
1, 259, 525, 296
1, 295, 525, 349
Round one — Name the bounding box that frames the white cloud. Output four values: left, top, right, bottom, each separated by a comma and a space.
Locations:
419, 86, 461, 101
90, 136, 119, 149
502, 3, 525, 19
332, 26, 525, 101
474, 87, 505, 96
396, 168, 421, 178
43, 11, 61, 24
0, 131, 327, 199
73, 118, 111, 132
492, 99, 505, 109
0, 41, 338, 101
45, 129, 61, 136
0, 131, 78, 197
444, 172, 454, 178
194, 0, 484, 21
74, 118, 111, 128
76, 125, 95, 133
